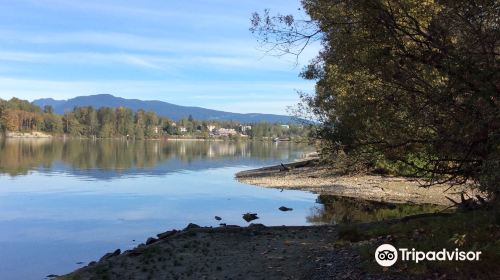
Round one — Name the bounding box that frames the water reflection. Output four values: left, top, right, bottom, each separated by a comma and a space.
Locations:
0, 139, 440, 280
0, 139, 317, 280
307, 195, 441, 224
0, 138, 307, 178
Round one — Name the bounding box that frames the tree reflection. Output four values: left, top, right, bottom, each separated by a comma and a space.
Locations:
0, 139, 309, 177
307, 195, 441, 225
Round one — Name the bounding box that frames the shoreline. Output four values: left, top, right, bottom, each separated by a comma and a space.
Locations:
56, 216, 430, 280
3, 131, 53, 138
235, 159, 475, 206
58, 224, 341, 280
56, 161, 480, 280
58, 211, 491, 280
1, 134, 304, 142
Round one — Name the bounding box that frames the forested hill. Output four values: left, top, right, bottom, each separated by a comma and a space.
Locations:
33, 94, 296, 123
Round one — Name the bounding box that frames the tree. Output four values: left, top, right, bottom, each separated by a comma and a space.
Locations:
43, 105, 54, 114
252, 0, 499, 200
42, 113, 63, 133
144, 111, 159, 138
0, 109, 19, 131
73, 107, 98, 136
135, 110, 146, 140
115, 107, 134, 137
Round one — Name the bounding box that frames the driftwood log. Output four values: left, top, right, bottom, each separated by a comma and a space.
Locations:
445, 193, 488, 211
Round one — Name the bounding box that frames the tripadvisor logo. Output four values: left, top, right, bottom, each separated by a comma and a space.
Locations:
375, 244, 398, 267
374, 244, 482, 267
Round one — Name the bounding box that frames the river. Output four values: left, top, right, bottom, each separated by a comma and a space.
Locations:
0, 139, 319, 280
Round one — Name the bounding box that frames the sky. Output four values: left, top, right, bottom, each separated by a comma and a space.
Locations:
0, 0, 319, 114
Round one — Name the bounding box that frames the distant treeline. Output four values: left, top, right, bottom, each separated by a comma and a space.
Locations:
0, 97, 309, 140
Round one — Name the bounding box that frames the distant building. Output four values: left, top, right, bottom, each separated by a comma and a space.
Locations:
215, 128, 237, 136
281, 125, 290, 129
207, 125, 216, 132
179, 127, 187, 133
240, 125, 252, 133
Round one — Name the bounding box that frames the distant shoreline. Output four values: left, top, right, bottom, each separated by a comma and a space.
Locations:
1, 132, 308, 142
3, 131, 53, 138
1, 134, 249, 142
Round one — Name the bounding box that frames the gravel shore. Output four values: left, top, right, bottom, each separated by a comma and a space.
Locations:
57, 161, 475, 280
59, 224, 340, 280
236, 160, 474, 206
58, 221, 411, 280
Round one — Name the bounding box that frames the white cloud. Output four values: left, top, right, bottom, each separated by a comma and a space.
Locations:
0, 49, 309, 73
0, 0, 321, 114
0, 29, 321, 66
119, 54, 163, 70
0, 30, 251, 54
216, 101, 300, 114
17, 0, 247, 27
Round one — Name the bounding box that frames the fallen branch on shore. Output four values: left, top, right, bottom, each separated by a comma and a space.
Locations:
280, 163, 290, 172
445, 193, 488, 211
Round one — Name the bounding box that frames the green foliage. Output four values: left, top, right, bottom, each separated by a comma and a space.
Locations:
43, 105, 53, 114
115, 107, 134, 136
0, 98, 308, 141
42, 113, 63, 134
353, 210, 500, 279
372, 153, 433, 177
249, 122, 309, 139
252, 0, 500, 200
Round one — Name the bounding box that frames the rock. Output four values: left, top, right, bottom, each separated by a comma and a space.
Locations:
46, 274, 59, 278
242, 213, 259, 222
126, 250, 143, 257
88, 261, 96, 266
219, 223, 227, 227
214, 216, 222, 221
99, 249, 121, 261
279, 206, 293, 211
146, 237, 158, 245
184, 223, 201, 230
249, 223, 266, 229
157, 230, 178, 239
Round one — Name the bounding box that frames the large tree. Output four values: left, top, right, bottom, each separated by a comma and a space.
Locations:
251, 0, 499, 199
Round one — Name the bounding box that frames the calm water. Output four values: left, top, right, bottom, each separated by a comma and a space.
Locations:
0, 139, 438, 280
0, 139, 320, 280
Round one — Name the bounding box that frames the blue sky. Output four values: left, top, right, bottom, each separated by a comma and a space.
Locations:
0, 0, 319, 114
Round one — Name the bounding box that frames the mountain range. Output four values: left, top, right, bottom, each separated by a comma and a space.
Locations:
33, 94, 297, 123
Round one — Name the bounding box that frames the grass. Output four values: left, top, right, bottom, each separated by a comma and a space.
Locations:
337, 209, 500, 279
